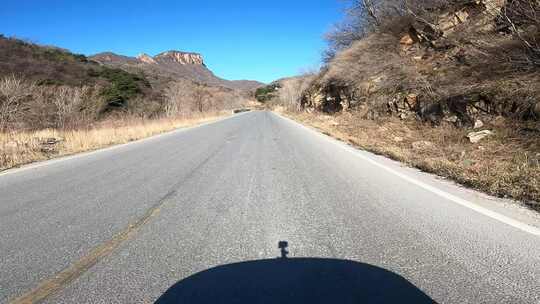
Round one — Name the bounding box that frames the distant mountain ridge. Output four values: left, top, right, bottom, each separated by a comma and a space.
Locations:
0, 35, 260, 117
90, 50, 263, 91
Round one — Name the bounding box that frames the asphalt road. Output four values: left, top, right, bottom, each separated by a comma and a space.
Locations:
1, 111, 539, 303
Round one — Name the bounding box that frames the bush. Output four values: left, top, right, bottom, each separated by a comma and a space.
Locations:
97, 67, 150, 109
255, 83, 280, 102
0, 75, 107, 130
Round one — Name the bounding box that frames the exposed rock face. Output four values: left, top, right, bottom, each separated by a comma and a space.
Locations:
96, 51, 205, 66
137, 53, 156, 64
300, 80, 356, 113
154, 51, 204, 65
467, 130, 494, 143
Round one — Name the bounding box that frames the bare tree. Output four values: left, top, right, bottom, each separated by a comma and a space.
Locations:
0, 76, 33, 131
164, 79, 197, 117
165, 79, 236, 116
325, 0, 453, 61
193, 84, 211, 113
276, 73, 316, 111
51, 86, 88, 129
497, 0, 540, 67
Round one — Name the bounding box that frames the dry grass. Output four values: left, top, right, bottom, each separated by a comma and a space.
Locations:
0, 112, 227, 171
284, 110, 540, 210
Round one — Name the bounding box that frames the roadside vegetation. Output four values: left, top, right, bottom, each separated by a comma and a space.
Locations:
0, 36, 249, 171
0, 114, 222, 171
264, 0, 540, 209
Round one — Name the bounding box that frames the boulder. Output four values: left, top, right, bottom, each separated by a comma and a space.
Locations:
473, 119, 484, 129
467, 130, 493, 143
438, 10, 470, 35
444, 115, 459, 123
400, 34, 415, 45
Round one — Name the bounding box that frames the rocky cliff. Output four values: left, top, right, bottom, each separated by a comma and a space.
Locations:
93, 51, 204, 66
154, 51, 204, 65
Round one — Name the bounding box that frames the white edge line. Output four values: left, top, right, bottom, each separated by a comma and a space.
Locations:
0, 112, 249, 177
274, 112, 540, 236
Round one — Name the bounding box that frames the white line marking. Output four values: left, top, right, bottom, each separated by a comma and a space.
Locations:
275, 112, 540, 236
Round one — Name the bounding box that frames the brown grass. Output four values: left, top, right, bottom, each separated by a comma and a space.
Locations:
283, 109, 540, 210
0, 112, 227, 171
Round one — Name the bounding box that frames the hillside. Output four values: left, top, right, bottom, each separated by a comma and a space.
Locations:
90, 51, 263, 91
0, 35, 157, 114
0, 35, 254, 131
264, 0, 540, 208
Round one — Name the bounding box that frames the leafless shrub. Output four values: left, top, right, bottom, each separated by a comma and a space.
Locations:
329, 0, 540, 68
30, 84, 104, 129
275, 75, 316, 111
0, 75, 107, 131
193, 84, 211, 113
497, 0, 540, 68
325, 0, 444, 60
0, 75, 34, 131
127, 95, 162, 118
164, 79, 197, 117
51, 86, 87, 129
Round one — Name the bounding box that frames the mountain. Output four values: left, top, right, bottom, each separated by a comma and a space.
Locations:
0, 35, 258, 119
89, 50, 263, 91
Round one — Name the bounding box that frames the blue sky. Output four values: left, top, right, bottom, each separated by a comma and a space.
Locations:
1, 1, 347, 83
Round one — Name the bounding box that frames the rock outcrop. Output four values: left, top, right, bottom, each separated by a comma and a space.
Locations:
95, 51, 204, 66
154, 51, 204, 65
467, 130, 494, 143
136, 53, 157, 64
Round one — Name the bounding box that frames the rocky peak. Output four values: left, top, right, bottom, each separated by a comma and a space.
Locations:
137, 53, 156, 64
154, 51, 204, 65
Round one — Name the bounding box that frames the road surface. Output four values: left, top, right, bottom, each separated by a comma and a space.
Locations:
1, 111, 539, 303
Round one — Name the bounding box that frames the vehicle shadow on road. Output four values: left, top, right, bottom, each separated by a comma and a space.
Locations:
155, 243, 435, 304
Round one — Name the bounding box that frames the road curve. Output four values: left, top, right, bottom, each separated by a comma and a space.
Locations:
1, 111, 539, 303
